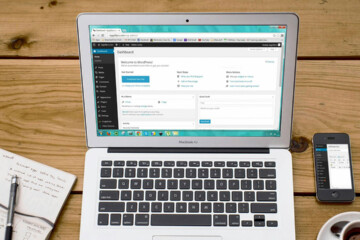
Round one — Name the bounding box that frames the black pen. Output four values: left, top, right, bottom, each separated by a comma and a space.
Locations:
5, 175, 18, 240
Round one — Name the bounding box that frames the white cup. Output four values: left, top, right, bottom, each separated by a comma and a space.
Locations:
340, 220, 360, 240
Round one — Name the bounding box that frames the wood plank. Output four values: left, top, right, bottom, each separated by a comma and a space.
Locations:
0, 0, 360, 57
0, 59, 359, 193
51, 194, 360, 240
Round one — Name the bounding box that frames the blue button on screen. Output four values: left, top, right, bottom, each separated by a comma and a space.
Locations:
122, 76, 150, 83
199, 119, 211, 124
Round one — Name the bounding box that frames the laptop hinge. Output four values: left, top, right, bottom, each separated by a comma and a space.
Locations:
108, 148, 270, 154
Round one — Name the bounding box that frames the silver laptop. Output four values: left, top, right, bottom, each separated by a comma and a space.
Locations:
77, 13, 299, 240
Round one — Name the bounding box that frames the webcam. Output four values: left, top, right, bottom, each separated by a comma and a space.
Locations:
186, 19, 189, 23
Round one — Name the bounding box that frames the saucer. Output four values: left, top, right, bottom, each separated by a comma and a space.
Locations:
317, 211, 360, 240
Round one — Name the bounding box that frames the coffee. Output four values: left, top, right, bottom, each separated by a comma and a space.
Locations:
344, 228, 360, 240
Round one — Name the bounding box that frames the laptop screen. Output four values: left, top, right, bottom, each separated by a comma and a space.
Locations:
89, 25, 287, 137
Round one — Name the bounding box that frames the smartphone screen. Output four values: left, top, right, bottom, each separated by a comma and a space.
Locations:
315, 144, 352, 189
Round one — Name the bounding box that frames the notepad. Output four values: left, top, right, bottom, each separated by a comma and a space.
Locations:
0, 149, 76, 240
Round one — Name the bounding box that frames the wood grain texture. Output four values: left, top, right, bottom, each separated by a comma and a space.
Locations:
50, 194, 360, 240
0, 59, 359, 193
0, 0, 360, 57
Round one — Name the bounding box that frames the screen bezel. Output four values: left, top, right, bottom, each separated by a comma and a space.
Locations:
77, 13, 299, 148
313, 133, 355, 202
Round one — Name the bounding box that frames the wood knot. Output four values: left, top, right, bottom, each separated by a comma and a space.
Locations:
9, 36, 27, 50
48, 0, 57, 7
290, 136, 310, 153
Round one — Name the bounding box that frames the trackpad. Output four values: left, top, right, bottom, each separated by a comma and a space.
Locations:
153, 236, 221, 240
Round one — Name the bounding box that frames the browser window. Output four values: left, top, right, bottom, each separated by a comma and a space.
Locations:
89, 25, 287, 137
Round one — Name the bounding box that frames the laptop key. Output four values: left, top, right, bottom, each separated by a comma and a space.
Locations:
260, 169, 276, 178
167, 179, 178, 189
158, 191, 169, 201
164, 161, 175, 167
164, 203, 175, 212
130, 179, 141, 189
176, 203, 187, 212
99, 191, 119, 200
219, 191, 230, 201
210, 169, 221, 178
201, 203, 212, 213
198, 168, 209, 178
113, 168, 123, 178
207, 191, 218, 201
216, 180, 227, 189
99, 202, 125, 212
139, 202, 150, 212
133, 191, 144, 200
170, 191, 181, 201
238, 203, 249, 213
202, 161, 212, 167
151, 202, 162, 212
267, 220, 278, 227
253, 180, 264, 190
257, 192, 277, 201
229, 180, 240, 190
149, 168, 160, 178
101, 168, 111, 178
195, 191, 206, 201
247, 169, 258, 178
232, 191, 243, 201
127, 161, 137, 166
98, 214, 109, 225
100, 179, 116, 189
226, 203, 237, 213
251, 203, 277, 213
242, 220, 253, 227
139, 161, 150, 166
229, 215, 240, 226
252, 161, 263, 167
110, 214, 121, 225
174, 168, 185, 178
265, 161, 276, 167
123, 214, 134, 225
101, 160, 112, 166
192, 180, 202, 189
189, 161, 200, 167
161, 168, 172, 178
137, 168, 148, 178
254, 214, 265, 227
213, 203, 224, 213
189, 203, 199, 213
183, 191, 193, 201
266, 180, 277, 190
125, 168, 136, 178
120, 191, 131, 200
126, 202, 137, 212
186, 168, 196, 178
235, 169, 245, 178
152, 161, 162, 167
227, 161, 238, 167
135, 214, 149, 226
213, 215, 227, 226
244, 191, 255, 201
118, 179, 129, 189
204, 180, 215, 189
177, 161, 187, 167
143, 179, 154, 189
151, 214, 211, 226
223, 169, 233, 178
214, 161, 225, 167
145, 191, 156, 200
155, 180, 166, 189
114, 160, 125, 166
241, 180, 252, 190
240, 161, 250, 167
180, 180, 190, 189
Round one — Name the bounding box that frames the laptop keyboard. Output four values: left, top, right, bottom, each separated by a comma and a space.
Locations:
98, 160, 278, 227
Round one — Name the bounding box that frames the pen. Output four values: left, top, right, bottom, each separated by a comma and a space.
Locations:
5, 175, 18, 240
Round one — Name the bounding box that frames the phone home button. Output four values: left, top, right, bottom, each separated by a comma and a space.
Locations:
331, 191, 339, 198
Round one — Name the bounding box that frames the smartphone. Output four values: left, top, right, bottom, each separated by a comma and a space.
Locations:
313, 133, 355, 202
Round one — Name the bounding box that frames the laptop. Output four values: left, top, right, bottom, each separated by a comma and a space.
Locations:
77, 13, 299, 240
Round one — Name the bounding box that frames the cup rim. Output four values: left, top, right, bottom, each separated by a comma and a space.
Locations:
340, 220, 360, 239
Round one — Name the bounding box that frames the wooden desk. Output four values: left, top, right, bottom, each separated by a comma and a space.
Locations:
0, 1, 359, 239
